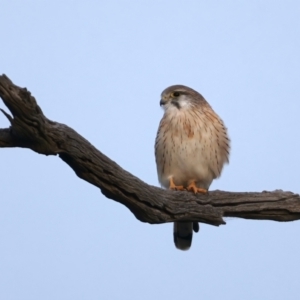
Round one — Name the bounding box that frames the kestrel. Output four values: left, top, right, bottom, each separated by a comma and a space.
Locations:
155, 85, 230, 250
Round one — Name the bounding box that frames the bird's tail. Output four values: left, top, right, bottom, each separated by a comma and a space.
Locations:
173, 222, 199, 250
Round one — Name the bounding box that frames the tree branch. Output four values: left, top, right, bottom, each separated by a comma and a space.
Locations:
0, 74, 299, 227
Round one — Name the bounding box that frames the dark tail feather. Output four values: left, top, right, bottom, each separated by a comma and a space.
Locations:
173, 222, 193, 250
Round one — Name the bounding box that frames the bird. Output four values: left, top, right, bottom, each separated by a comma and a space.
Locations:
155, 85, 230, 250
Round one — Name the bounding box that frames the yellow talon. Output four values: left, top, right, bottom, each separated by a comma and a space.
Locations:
187, 181, 207, 194
169, 177, 185, 191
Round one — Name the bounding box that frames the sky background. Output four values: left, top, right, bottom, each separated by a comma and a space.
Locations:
1, 1, 300, 299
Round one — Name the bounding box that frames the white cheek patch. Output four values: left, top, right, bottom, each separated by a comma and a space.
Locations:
162, 95, 191, 112
163, 102, 178, 113
178, 95, 191, 109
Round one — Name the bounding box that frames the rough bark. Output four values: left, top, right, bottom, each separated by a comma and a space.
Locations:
0, 74, 299, 227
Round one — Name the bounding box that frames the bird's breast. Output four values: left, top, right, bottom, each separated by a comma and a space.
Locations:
155, 110, 216, 189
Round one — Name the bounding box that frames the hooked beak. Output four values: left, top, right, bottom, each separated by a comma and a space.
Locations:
160, 98, 167, 106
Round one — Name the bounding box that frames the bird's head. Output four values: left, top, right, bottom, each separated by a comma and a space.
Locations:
160, 85, 204, 112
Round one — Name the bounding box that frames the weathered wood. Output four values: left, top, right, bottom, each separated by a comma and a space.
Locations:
0, 74, 299, 227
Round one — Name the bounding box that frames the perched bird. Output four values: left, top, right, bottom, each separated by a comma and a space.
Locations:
155, 85, 230, 250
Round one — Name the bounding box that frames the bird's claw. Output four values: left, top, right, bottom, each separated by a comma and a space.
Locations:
169, 177, 185, 191
187, 182, 207, 194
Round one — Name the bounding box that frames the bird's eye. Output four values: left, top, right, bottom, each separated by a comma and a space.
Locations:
173, 92, 180, 97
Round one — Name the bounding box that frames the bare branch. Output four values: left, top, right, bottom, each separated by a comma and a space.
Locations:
0, 108, 13, 124
0, 74, 299, 227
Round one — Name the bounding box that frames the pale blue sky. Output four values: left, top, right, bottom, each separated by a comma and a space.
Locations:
1, 1, 300, 300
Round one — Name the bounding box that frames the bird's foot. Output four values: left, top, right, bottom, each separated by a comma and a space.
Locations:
169, 177, 185, 191
187, 182, 207, 194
